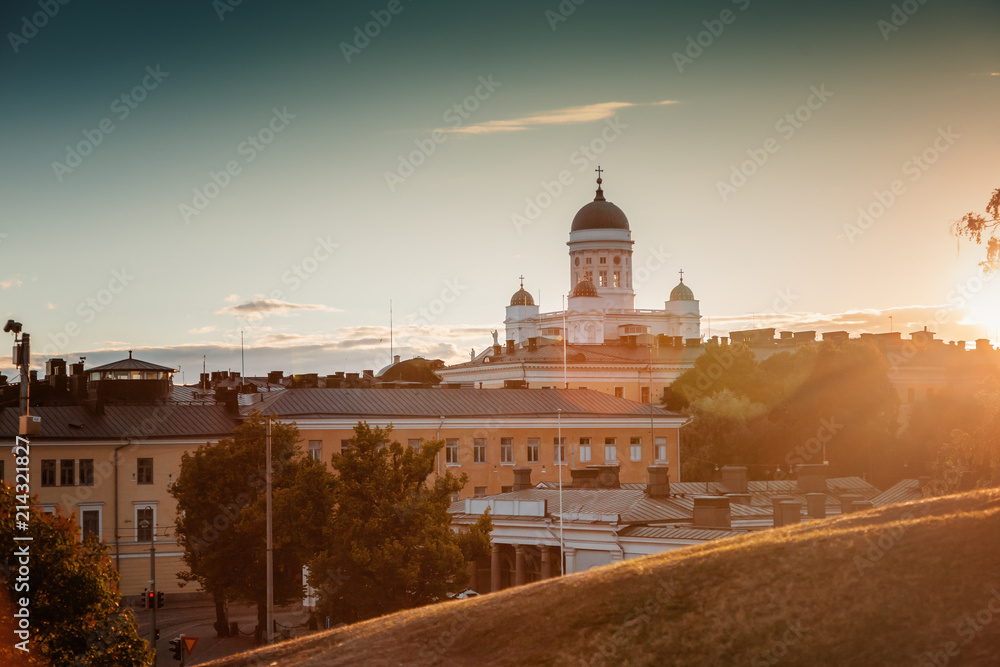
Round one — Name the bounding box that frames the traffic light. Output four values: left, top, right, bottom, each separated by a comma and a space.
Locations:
169, 638, 182, 661
157, 591, 165, 608
155, 628, 160, 641
147, 591, 155, 609
141, 589, 149, 609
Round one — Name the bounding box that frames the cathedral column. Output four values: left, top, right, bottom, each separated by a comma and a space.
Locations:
540, 545, 551, 580
514, 545, 526, 586
564, 547, 577, 575
490, 543, 501, 593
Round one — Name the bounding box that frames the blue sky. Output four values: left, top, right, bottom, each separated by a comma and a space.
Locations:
1, 0, 998, 379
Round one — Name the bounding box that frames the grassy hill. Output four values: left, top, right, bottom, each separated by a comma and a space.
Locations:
203, 489, 1000, 666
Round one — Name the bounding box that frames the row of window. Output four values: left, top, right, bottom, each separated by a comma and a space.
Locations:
39, 458, 152, 486
442, 436, 670, 466
578, 270, 626, 288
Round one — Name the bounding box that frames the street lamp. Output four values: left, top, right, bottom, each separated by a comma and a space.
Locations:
140, 505, 157, 652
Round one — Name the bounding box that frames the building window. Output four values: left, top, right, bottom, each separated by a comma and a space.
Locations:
641, 387, 650, 404
79, 459, 94, 486
605, 438, 617, 462
136, 506, 154, 542
579, 437, 591, 463
137, 458, 153, 485
446, 439, 460, 465
341, 439, 354, 452
655, 437, 668, 462
308, 440, 322, 461
630, 436, 642, 462
474, 486, 488, 498
584, 270, 593, 282
408, 438, 422, 452
81, 507, 101, 541
501, 485, 513, 493
41, 460, 56, 487
599, 256, 606, 264
450, 492, 460, 502
500, 437, 513, 464
613, 271, 621, 287
553, 437, 566, 464
598, 271, 608, 287
585, 257, 592, 264
60, 460, 75, 486
527, 438, 540, 463
614, 387, 624, 398
473, 438, 487, 463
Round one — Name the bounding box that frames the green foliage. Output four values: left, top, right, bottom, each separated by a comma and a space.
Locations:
675, 340, 898, 482
310, 422, 490, 624
170, 411, 335, 625
0, 484, 151, 666
953, 187, 1000, 273
925, 378, 1000, 494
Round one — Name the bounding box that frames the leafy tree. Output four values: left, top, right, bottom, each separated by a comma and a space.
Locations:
0, 484, 151, 666
310, 422, 492, 625
926, 378, 1000, 494
671, 340, 898, 484
952, 187, 1000, 273
170, 411, 335, 639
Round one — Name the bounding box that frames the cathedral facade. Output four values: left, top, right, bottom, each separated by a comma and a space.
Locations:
439, 174, 704, 402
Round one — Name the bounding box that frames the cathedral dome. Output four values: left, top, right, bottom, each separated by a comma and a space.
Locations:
510, 287, 534, 306
572, 278, 599, 297
570, 175, 630, 232
669, 276, 694, 301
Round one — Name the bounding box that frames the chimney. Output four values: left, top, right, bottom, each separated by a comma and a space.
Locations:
512, 467, 533, 491
29, 370, 38, 382
771, 496, 794, 527
506, 340, 515, 354
839, 494, 865, 514
570, 464, 620, 489
528, 337, 538, 351
805, 493, 826, 519
720, 466, 748, 494
646, 465, 670, 498
851, 500, 873, 513
693, 496, 731, 529
776, 500, 802, 527
795, 463, 828, 493
267, 370, 284, 384
492, 344, 502, 356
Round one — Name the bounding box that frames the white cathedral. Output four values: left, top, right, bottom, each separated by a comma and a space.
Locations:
505, 172, 701, 347
438, 172, 704, 402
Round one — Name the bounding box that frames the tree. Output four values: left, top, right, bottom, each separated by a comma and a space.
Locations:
310, 422, 492, 625
0, 484, 151, 666
953, 187, 1000, 273
926, 377, 1000, 494
170, 411, 335, 639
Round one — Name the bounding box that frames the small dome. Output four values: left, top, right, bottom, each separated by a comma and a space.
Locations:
572, 278, 599, 297
670, 279, 695, 301
570, 174, 630, 232
510, 288, 534, 307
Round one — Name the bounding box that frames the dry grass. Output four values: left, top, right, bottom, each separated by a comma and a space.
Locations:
203, 489, 1000, 666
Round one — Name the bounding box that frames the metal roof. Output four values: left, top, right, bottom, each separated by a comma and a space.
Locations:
86, 352, 177, 373
0, 404, 238, 440
620, 525, 747, 541
449, 487, 759, 523
871, 479, 925, 507
249, 388, 682, 420
444, 341, 700, 371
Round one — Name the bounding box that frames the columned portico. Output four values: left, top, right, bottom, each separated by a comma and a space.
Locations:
514, 545, 526, 586
540, 545, 552, 579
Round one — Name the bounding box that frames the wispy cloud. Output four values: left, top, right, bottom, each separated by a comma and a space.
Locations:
216, 298, 342, 320
188, 325, 216, 334
1, 276, 23, 289
447, 100, 677, 135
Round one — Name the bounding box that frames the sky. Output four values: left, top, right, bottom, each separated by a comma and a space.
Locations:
1, 0, 998, 381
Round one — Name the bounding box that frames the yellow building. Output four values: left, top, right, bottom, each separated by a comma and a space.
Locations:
252, 387, 689, 497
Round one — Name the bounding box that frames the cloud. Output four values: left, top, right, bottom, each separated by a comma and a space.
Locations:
47, 302, 56, 310
224, 293, 240, 303
447, 100, 677, 135
188, 325, 216, 334
216, 298, 342, 320
1, 276, 23, 289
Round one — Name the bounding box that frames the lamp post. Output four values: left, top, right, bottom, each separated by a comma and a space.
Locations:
557, 409, 564, 577
140, 506, 156, 652
265, 416, 274, 645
